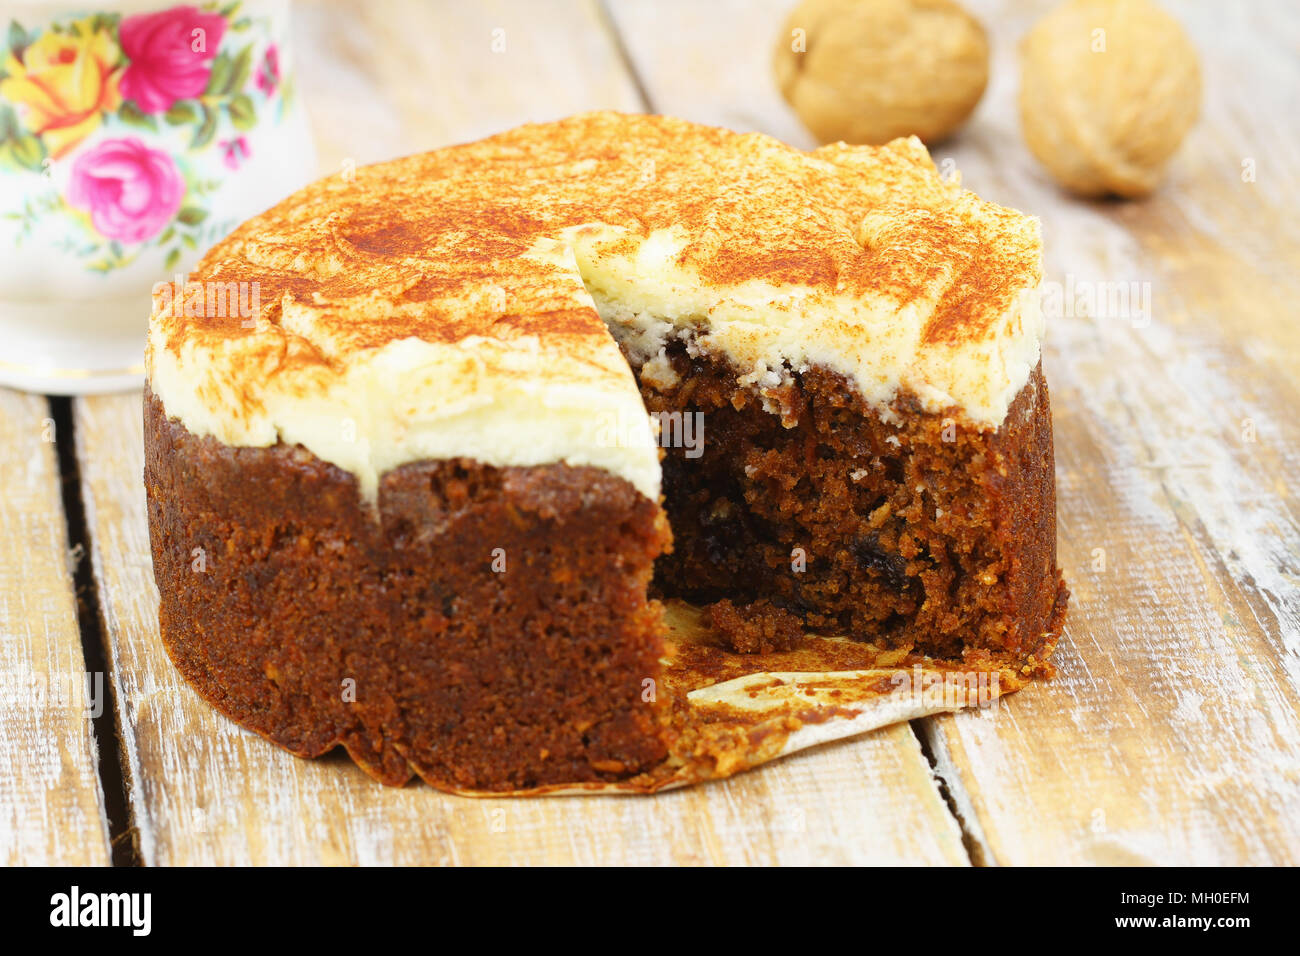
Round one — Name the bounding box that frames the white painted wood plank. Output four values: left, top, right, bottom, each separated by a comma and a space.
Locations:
0, 390, 110, 865
294, 0, 646, 168
605, 0, 816, 147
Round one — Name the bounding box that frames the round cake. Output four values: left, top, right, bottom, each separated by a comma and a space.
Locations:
145, 112, 1068, 792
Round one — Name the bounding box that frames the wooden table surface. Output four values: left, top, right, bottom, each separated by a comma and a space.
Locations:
3, 0, 1297, 866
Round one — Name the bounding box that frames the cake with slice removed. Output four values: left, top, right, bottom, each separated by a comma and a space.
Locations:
144, 111, 1068, 792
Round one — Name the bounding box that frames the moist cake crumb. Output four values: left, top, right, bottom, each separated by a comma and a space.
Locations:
709, 599, 806, 654
638, 341, 1064, 663
144, 392, 670, 792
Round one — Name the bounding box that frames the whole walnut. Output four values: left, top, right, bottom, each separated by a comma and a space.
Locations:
1019, 0, 1202, 197
773, 0, 989, 145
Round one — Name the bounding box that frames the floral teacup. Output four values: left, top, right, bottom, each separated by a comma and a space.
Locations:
0, 0, 315, 393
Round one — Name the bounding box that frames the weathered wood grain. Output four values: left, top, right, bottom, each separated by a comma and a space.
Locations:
293, 0, 645, 167
604, 0, 818, 149
71, 0, 967, 865
0, 389, 110, 865
611, 0, 1300, 863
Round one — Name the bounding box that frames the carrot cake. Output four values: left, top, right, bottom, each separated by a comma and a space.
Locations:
144, 111, 1068, 792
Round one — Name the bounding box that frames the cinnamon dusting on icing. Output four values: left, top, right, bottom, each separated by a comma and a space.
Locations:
147, 112, 1044, 497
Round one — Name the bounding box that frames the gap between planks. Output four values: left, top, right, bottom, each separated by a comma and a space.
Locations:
50, 397, 140, 866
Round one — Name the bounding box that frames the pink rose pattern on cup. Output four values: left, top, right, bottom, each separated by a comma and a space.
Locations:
68, 138, 185, 242
119, 7, 227, 114
0, 3, 295, 272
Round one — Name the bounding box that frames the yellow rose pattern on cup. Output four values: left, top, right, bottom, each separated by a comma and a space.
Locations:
0, 23, 123, 159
